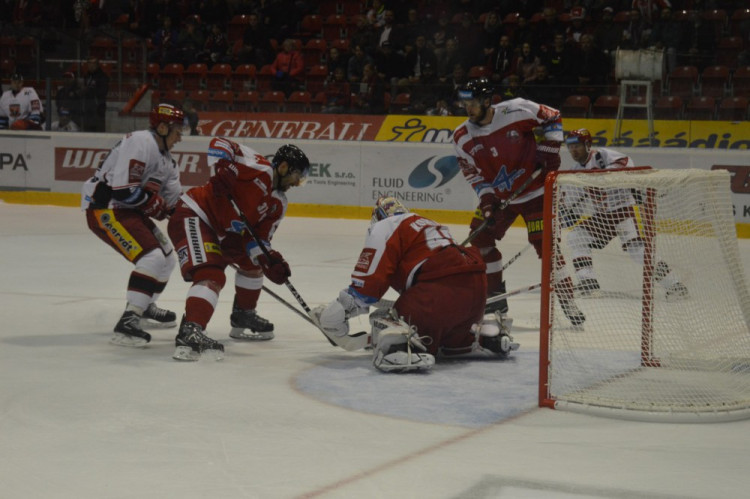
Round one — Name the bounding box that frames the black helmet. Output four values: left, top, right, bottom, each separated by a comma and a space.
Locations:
457, 77, 494, 101
272, 144, 310, 176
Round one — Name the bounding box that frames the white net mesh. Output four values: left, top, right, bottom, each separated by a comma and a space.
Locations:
544, 168, 750, 422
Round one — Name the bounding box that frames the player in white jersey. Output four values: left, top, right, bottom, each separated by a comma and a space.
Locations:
562, 128, 688, 299
312, 197, 519, 373
81, 103, 186, 347
0, 73, 44, 130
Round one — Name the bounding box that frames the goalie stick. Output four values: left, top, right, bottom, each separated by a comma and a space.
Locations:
373, 244, 533, 310
228, 198, 369, 351
460, 168, 543, 247
484, 282, 542, 305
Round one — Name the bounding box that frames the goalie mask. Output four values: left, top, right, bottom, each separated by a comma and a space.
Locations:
371, 196, 409, 225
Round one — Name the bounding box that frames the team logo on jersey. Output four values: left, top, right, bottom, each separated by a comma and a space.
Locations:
355, 248, 376, 272
408, 156, 460, 188
491, 165, 524, 192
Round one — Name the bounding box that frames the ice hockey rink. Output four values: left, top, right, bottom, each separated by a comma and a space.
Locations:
1, 202, 749, 499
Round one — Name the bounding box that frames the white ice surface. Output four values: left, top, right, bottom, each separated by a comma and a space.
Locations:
1, 203, 749, 499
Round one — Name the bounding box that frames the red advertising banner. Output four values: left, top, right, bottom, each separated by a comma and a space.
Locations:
194, 112, 384, 140
54, 147, 212, 186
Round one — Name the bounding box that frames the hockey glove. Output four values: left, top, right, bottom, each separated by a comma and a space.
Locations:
258, 249, 291, 284
480, 193, 499, 225
212, 158, 238, 198
220, 231, 248, 261
140, 192, 169, 220
535, 140, 561, 172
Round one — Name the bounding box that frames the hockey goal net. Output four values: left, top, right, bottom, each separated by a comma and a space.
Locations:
540, 168, 750, 422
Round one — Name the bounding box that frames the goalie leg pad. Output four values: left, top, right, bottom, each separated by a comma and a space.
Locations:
371, 318, 434, 373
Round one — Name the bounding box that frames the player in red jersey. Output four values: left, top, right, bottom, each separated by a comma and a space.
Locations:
312, 197, 519, 373
452, 78, 584, 326
167, 138, 310, 361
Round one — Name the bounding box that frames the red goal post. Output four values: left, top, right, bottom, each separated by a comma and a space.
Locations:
539, 167, 750, 423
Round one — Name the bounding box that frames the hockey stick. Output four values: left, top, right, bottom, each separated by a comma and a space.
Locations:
460, 168, 543, 247
228, 198, 369, 351
485, 282, 541, 305
501, 243, 532, 272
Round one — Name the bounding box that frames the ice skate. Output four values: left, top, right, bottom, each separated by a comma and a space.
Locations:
140, 303, 177, 329
111, 310, 151, 347
665, 282, 689, 302
173, 317, 224, 361
560, 299, 586, 327
574, 278, 600, 297
476, 311, 519, 357
229, 308, 275, 341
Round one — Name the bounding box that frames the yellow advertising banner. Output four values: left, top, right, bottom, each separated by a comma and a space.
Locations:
376, 115, 750, 148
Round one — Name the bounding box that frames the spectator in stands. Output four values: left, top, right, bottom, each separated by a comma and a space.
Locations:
352, 63, 386, 114
322, 66, 351, 114
510, 14, 534, 48
270, 38, 304, 97
374, 40, 407, 90
480, 10, 504, 66
347, 44, 375, 84
198, 23, 231, 64
183, 99, 199, 135
632, 0, 671, 26
490, 35, 516, 84
149, 15, 180, 65
427, 11, 453, 61
516, 42, 541, 83
56, 71, 83, 128
326, 46, 348, 77
51, 108, 80, 132
366, 0, 387, 30
237, 12, 274, 66
569, 34, 609, 98
648, 8, 688, 74
375, 9, 402, 51
500, 74, 528, 101
620, 9, 651, 50
565, 7, 590, 47
532, 7, 564, 52
444, 63, 469, 115
454, 12, 482, 67
437, 37, 462, 79
499, 0, 542, 19
399, 7, 426, 42
403, 34, 437, 85
592, 7, 621, 59
176, 18, 205, 66
82, 57, 109, 132
543, 33, 574, 86
350, 15, 378, 55
523, 65, 560, 107
407, 62, 446, 115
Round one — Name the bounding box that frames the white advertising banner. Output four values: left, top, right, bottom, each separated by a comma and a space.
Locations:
1, 131, 748, 225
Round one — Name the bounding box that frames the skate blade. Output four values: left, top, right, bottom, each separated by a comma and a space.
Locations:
202, 348, 224, 361
172, 346, 200, 361
110, 333, 149, 348
140, 318, 177, 329
229, 327, 274, 341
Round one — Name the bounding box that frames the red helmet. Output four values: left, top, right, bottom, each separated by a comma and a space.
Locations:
149, 103, 185, 129
565, 128, 593, 148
